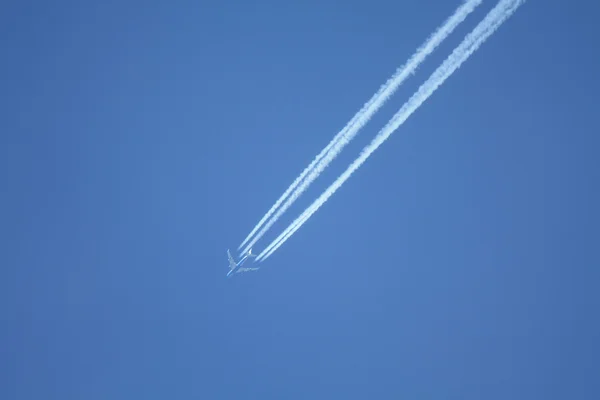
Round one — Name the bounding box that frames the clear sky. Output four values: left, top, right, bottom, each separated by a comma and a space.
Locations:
2, 0, 599, 398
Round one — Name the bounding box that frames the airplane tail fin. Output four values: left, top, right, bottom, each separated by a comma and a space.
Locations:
248, 248, 256, 257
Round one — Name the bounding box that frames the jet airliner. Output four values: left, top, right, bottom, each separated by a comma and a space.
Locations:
226, 249, 258, 277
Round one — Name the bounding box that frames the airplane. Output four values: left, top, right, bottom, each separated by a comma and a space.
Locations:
226, 249, 258, 277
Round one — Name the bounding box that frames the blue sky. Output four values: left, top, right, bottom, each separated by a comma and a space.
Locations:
2, 0, 599, 398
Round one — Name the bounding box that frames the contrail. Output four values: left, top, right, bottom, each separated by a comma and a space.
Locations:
238, 0, 483, 255
257, 0, 524, 262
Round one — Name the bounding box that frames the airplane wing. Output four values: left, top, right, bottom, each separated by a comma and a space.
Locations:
237, 267, 259, 273
227, 250, 237, 270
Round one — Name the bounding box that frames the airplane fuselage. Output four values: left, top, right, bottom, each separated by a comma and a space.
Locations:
226, 253, 251, 277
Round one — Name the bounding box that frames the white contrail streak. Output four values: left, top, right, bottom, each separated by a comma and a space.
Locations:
238, 0, 483, 255
257, 0, 524, 262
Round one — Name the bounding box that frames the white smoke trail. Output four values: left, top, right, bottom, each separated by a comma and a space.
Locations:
239, 0, 483, 255
257, 0, 524, 262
